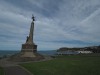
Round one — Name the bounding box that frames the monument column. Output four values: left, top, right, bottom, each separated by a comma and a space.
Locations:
25, 16, 35, 44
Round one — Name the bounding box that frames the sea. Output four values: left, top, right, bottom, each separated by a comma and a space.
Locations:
0, 50, 78, 57
0, 50, 57, 57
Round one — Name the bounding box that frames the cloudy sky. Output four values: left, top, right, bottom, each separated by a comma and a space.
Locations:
0, 0, 100, 50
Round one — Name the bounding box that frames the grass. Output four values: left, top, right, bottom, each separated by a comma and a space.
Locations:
21, 54, 100, 75
0, 67, 4, 75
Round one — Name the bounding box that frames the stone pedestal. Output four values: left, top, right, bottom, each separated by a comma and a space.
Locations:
9, 43, 44, 61
21, 44, 37, 52
20, 44, 37, 57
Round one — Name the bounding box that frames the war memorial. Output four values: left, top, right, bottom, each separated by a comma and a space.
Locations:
10, 16, 44, 61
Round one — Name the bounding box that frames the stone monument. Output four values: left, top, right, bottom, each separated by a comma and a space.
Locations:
10, 15, 44, 61
21, 15, 37, 57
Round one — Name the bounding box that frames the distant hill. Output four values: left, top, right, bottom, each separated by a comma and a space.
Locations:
57, 45, 100, 53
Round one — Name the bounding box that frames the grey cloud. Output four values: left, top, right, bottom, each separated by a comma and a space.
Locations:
0, 0, 100, 50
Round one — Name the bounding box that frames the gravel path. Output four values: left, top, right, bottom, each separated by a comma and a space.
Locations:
0, 58, 33, 75
4, 66, 33, 75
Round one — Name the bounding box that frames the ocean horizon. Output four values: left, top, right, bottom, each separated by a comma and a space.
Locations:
0, 50, 79, 57
0, 50, 57, 57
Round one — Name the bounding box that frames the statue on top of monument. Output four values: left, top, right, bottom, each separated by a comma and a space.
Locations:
32, 14, 35, 21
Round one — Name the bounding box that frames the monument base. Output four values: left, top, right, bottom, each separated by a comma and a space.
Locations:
9, 44, 44, 62
9, 52, 44, 62
21, 44, 37, 57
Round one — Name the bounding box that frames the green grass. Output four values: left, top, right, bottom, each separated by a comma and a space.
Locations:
21, 54, 100, 75
0, 67, 4, 75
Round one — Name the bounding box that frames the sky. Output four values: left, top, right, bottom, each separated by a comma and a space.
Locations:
0, 0, 100, 51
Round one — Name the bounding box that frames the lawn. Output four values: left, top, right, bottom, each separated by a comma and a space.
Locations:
0, 67, 4, 75
21, 54, 100, 75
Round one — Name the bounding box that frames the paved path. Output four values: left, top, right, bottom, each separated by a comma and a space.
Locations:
4, 66, 33, 75
0, 58, 33, 75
